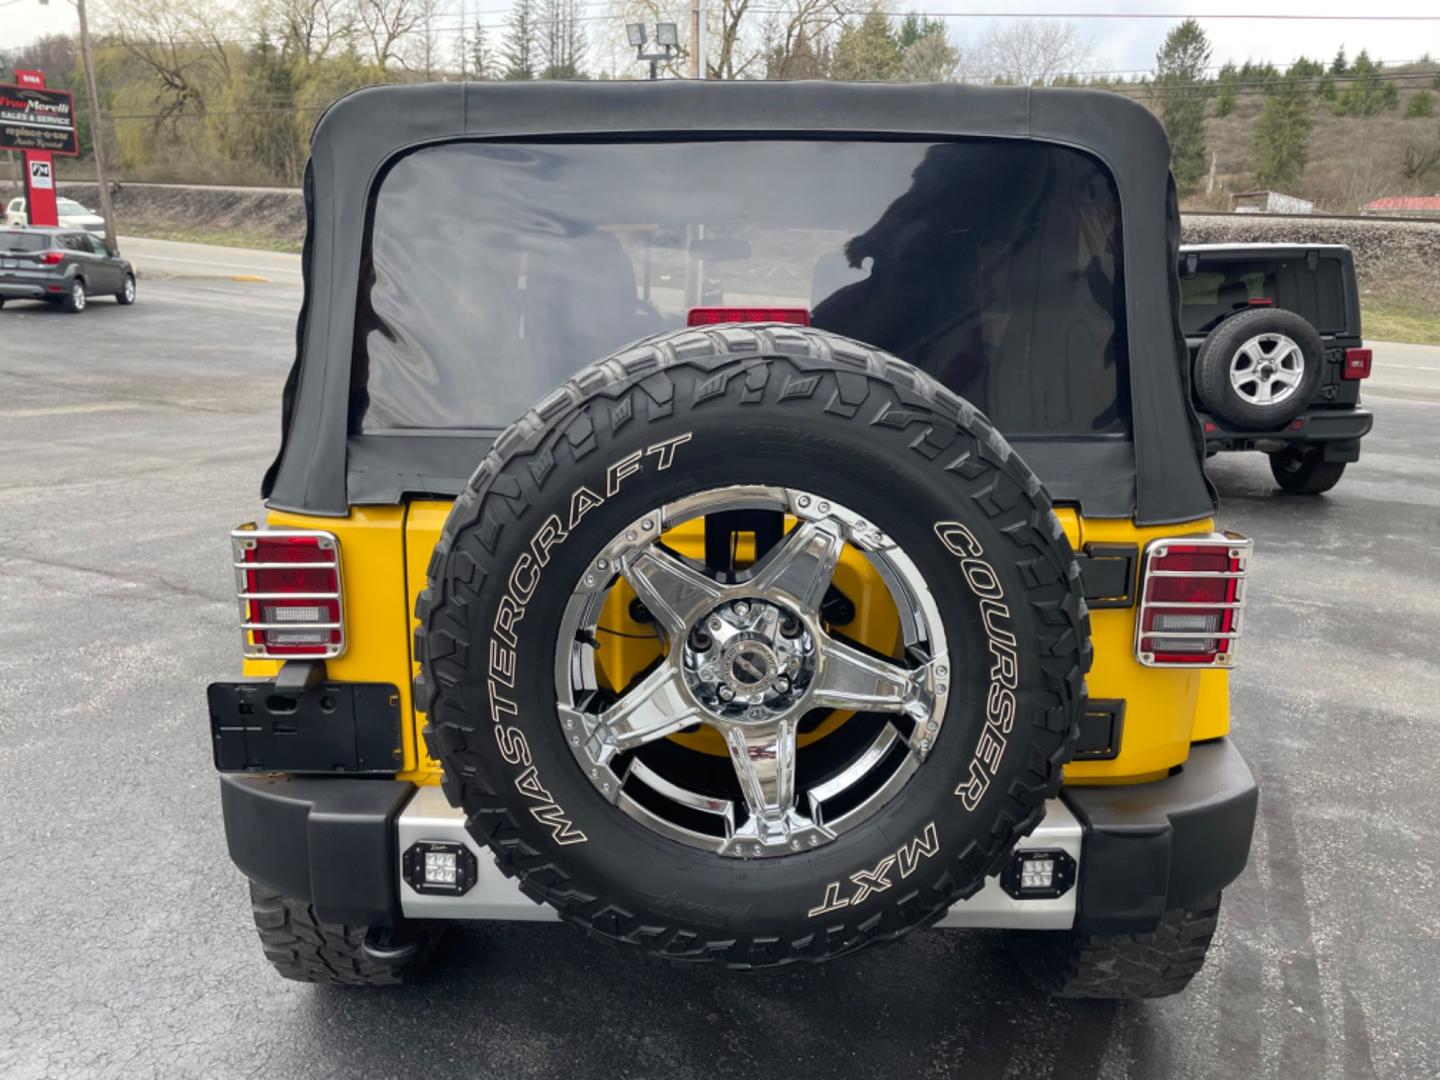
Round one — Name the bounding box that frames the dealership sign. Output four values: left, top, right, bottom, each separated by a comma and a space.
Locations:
0, 84, 79, 156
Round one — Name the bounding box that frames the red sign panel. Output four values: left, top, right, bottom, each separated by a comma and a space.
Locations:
0, 82, 79, 156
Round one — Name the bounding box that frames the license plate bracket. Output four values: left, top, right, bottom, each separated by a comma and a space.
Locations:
207, 681, 403, 774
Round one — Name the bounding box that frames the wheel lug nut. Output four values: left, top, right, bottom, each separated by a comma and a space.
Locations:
709, 617, 723, 632
733, 601, 750, 617
718, 686, 734, 701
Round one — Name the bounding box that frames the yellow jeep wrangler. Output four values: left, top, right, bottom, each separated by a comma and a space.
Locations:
210, 80, 1258, 998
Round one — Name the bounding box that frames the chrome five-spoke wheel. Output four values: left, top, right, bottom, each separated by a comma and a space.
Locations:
555, 486, 949, 859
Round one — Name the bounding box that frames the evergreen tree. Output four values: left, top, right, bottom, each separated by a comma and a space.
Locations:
831, 7, 902, 82
1154, 19, 1212, 191
1335, 50, 1398, 116
896, 12, 944, 53
1407, 89, 1435, 118
1215, 61, 1238, 117
1330, 47, 1347, 76
1254, 65, 1314, 189
469, 20, 496, 79
501, 0, 537, 80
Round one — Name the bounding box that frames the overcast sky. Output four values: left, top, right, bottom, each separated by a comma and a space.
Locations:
5, 0, 1438, 76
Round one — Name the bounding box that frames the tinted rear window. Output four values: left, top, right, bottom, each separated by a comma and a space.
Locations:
0, 231, 47, 253
355, 139, 1129, 438
1179, 254, 1350, 335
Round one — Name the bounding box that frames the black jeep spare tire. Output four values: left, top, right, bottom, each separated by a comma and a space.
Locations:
417, 325, 1089, 968
1194, 307, 1324, 429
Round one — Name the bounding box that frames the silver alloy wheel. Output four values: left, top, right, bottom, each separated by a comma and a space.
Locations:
1230, 331, 1303, 406
123, 276, 135, 303
71, 280, 86, 311
555, 485, 949, 859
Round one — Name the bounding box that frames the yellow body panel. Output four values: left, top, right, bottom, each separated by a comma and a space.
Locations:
243, 506, 432, 781
1052, 509, 1228, 783
246, 501, 1232, 788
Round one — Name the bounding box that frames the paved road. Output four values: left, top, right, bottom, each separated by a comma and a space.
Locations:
118, 236, 303, 288
1, 279, 1438, 1080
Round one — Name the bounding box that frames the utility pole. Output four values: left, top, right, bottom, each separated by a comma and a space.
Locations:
690, 0, 702, 78
72, 0, 118, 251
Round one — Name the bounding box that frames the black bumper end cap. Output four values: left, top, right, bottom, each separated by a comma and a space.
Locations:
220, 773, 415, 927
1063, 738, 1258, 934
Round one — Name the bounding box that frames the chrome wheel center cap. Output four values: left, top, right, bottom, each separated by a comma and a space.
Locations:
683, 598, 814, 719
722, 640, 779, 695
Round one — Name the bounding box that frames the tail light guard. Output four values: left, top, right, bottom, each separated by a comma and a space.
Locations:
1135, 532, 1252, 668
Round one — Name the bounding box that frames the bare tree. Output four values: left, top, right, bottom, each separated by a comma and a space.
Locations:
1399, 121, 1440, 183
761, 0, 851, 79
355, 0, 426, 69
101, 0, 236, 122
269, 0, 350, 62
537, 0, 586, 77
900, 30, 960, 83
979, 19, 1092, 86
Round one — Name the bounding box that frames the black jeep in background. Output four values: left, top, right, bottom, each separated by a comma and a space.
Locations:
1180, 243, 1373, 494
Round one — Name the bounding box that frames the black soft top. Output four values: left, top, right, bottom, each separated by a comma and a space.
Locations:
263, 80, 1213, 526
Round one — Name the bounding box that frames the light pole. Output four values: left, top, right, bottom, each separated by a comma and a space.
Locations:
40, 0, 117, 251
626, 22, 680, 81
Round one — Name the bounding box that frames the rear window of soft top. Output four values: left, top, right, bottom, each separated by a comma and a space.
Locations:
353, 138, 1132, 440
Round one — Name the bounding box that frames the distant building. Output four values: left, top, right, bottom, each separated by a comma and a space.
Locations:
1362, 196, 1440, 219
1230, 190, 1316, 215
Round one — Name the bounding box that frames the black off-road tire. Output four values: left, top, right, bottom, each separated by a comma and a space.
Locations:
1194, 308, 1323, 429
1010, 894, 1222, 999
248, 882, 443, 986
1269, 445, 1347, 494
416, 324, 1089, 968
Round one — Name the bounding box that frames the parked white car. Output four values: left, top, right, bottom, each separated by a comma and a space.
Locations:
4, 196, 106, 237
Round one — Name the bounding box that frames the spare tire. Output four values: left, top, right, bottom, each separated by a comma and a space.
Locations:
1194, 307, 1324, 429
416, 325, 1089, 968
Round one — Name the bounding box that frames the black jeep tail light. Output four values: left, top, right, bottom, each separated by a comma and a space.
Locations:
1342, 347, 1372, 380
232, 528, 344, 659
1135, 534, 1251, 668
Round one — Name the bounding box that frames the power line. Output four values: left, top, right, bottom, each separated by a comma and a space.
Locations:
98, 71, 1437, 122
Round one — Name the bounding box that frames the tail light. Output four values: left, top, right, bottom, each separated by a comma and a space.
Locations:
41, 251, 64, 265
232, 528, 344, 659
688, 307, 810, 327
1246, 297, 1273, 307
1342, 348, 1372, 380
1135, 534, 1251, 668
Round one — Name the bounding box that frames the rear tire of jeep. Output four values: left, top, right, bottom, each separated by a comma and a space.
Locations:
1194, 308, 1323, 429
1009, 894, 1222, 999
416, 323, 1090, 969
1269, 446, 1346, 494
248, 882, 443, 985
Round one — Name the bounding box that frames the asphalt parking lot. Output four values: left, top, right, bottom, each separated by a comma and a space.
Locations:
1, 277, 1438, 1080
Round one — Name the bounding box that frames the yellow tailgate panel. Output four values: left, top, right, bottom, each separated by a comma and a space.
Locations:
247, 501, 1232, 788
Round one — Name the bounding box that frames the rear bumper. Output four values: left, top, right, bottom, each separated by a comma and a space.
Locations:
0, 280, 58, 300
219, 739, 1257, 934
1062, 738, 1258, 932
1202, 407, 1373, 460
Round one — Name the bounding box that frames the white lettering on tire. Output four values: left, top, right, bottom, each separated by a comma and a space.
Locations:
479, 435, 692, 848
